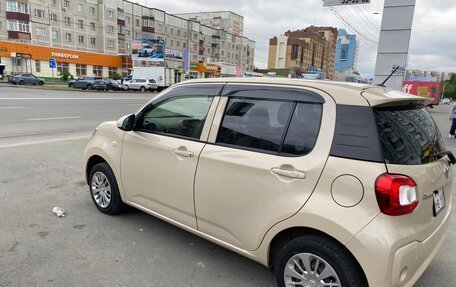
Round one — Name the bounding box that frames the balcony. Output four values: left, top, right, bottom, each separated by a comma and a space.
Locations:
8, 31, 31, 40
141, 26, 154, 33
117, 19, 125, 26
118, 33, 125, 41
198, 49, 204, 56
6, 11, 30, 21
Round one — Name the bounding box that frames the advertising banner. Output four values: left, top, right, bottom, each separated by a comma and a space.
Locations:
132, 39, 164, 61
189, 62, 220, 75
402, 81, 442, 104
165, 48, 183, 59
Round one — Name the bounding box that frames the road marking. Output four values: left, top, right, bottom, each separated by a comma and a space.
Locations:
26, 116, 81, 121
0, 135, 90, 149
0, 106, 25, 109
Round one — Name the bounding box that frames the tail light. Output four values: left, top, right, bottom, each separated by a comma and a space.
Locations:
375, 174, 418, 216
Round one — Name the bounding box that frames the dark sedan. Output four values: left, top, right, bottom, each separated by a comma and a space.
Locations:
93, 79, 123, 91
8, 73, 45, 85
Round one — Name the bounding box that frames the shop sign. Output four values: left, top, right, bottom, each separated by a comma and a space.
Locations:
16, 53, 31, 59
165, 48, 183, 59
190, 62, 220, 74
51, 52, 79, 59
0, 46, 8, 52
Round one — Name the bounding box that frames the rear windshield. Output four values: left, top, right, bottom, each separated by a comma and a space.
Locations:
374, 106, 445, 165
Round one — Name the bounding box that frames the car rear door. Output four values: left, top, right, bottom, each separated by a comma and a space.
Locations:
194, 84, 336, 251
373, 103, 453, 241
120, 84, 224, 228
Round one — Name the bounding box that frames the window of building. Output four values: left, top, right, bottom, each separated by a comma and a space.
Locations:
57, 62, 69, 73
35, 60, 41, 73
135, 19, 140, 27
193, 33, 197, 40
177, 41, 180, 47
118, 25, 125, 34
76, 64, 87, 76
7, 20, 29, 33
107, 10, 113, 18
78, 19, 84, 29
90, 37, 96, 45
117, 11, 124, 20
35, 27, 46, 36
183, 42, 186, 49
35, 9, 45, 18
177, 29, 180, 36
65, 33, 72, 42
135, 32, 141, 39
340, 44, 349, 60
50, 13, 57, 22
170, 39, 173, 47
89, 7, 95, 15
107, 39, 115, 48
78, 35, 84, 43
108, 67, 117, 77
291, 45, 299, 60
126, 16, 130, 24
63, 0, 69, 8
170, 28, 174, 35
90, 22, 95, 30
107, 25, 114, 33
77, 4, 83, 13
93, 66, 102, 77
49, 0, 56, 5
7, 1, 28, 13
142, 18, 152, 27
126, 42, 131, 51
51, 30, 58, 40
64, 17, 71, 25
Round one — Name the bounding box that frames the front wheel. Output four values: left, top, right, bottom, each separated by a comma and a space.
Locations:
69, 83, 75, 88
274, 235, 367, 287
18, 80, 24, 85
39, 81, 44, 86
87, 85, 93, 90
89, 162, 124, 215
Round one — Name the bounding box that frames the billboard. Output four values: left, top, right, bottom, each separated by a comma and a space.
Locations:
132, 39, 164, 61
402, 81, 442, 105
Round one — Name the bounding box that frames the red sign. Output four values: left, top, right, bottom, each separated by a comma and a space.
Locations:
402, 81, 442, 105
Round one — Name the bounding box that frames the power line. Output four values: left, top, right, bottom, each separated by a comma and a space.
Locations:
337, 5, 379, 44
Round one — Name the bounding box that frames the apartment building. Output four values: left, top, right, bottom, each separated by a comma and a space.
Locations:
0, 0, 255, 79
335, 29, 359, 73
268, 26, 338, 79
175, 11, 244, 37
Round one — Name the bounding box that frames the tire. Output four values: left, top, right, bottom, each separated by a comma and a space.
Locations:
87, 85, 93, 90
274, 235, 367, 287
69, 83, 75, 88
124, 85, 129, 91
89, 162, 124, 215
39, 81, 44, 86
18, 80, 24, 85
140, 86, 146, 93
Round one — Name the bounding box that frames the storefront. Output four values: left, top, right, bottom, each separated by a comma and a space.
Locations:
189, 62, 221, 78
0, 41, 122, 78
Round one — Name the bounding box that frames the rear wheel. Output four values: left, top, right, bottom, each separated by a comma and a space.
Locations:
124, 85, 129, 91
39, 81, 44, 86
87, 85, 93, 90
69, 83, 75, 88
274, 235, 367, 287
18, 80, 24, 85
140, 86, 146, 93
89, 162, 124, 215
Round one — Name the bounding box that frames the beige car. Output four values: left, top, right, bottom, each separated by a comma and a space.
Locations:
84, 78, 453, 287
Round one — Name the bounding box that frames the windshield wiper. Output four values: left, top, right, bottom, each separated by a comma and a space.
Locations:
428, 151, 456, 165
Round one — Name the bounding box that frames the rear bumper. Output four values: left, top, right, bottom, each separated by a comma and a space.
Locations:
346, 205, 451, 287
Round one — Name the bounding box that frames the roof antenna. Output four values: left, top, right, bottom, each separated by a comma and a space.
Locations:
378, 65, 400, 87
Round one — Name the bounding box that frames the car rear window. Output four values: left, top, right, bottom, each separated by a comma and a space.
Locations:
374, 106, 445, 165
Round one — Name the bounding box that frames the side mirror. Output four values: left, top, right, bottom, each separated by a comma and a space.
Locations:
117, 114, 135, 131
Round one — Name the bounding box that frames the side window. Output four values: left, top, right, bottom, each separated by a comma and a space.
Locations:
139, 85, 223, 139
217, 98, 294, 153
281, 102, 322, 156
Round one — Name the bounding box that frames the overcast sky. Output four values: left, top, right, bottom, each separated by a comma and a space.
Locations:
142, 0, 456, 78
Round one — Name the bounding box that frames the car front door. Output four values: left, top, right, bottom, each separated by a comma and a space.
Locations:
194, 84, 335, 251
120, 84, 224, 228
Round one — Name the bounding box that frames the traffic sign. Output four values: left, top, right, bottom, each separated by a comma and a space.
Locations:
323, 0, 370, 6
49, 58, 56, 69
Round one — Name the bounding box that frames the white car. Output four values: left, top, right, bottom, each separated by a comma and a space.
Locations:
441, 98, 451, 105
123, 78, 157, 92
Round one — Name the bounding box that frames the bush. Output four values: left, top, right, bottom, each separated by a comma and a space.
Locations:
59, 70, 74, 81
110, 72, 121, 80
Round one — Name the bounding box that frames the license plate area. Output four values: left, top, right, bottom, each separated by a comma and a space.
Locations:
433, 188, 446, 216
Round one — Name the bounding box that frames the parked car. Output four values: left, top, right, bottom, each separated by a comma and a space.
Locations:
84, 78, 453, 287
104, 79, 124, 91
93, 79, 108, 91
123, 78, 156, 92
441, 98, 451, 105
8, 73, 45, 85
68, 76, 99, 90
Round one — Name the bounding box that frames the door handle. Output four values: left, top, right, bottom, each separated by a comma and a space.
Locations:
271, 168, 305, 179
173, 149, 194, 158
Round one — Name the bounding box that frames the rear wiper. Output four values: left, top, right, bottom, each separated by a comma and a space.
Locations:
428, 151, 456, 165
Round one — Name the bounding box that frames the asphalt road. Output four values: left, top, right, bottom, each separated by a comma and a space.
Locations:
0, 86, 455, 286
